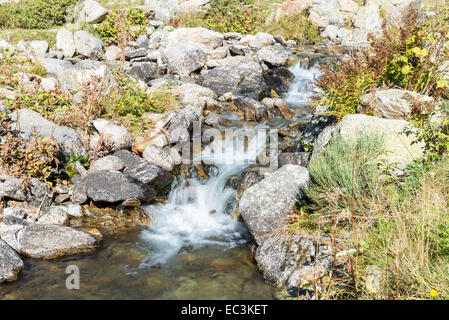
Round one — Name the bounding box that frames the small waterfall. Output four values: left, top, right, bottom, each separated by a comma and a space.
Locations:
140, 62, 320, 267
140, 127, 267, 267
283, 63, 321, 109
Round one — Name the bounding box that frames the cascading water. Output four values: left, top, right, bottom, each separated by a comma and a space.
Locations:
140, 126, 268, 266
2, 62, 321, 299
283, 62, 321, 110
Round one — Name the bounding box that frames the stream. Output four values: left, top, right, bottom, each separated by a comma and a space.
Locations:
0, 62, 319, 300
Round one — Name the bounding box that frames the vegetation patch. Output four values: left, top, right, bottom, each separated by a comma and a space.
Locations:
0, 0, 77, 29
95, 8, 149, 46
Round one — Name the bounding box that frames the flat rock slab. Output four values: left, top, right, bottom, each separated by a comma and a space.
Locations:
85, 170, 153, 203
0, 239, 23, 283
18, 224, 99, 259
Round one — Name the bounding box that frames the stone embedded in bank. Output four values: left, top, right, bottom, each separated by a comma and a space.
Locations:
239, 165, 310, 245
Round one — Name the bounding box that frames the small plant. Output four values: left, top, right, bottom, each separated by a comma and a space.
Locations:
264, 12, 321, 44
0, 114, 60, 186
95, 8, 148, 46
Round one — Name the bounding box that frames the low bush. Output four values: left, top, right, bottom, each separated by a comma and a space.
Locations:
0, 0, 76, 29
305, 132, 385, 225
95, 8, 148, 46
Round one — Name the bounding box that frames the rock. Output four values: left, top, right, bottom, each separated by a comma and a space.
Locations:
125, 48, 148, 60
0, 239, 23, 283
223, 32, 243, 41
360, 89, 434, 120
144, 0, 179, 21
255, 233, 332, 288
85, 170, 153, 203
264, 67, 295, 94
0, 39, 15, 53
113, 150, 174, 194
92, 119, 133, 151
129, 62, 161, 82
233, 96, 269, 122
60, 204, 83, 218
77, 0, 108, 24
257, 45, 290, 67
40, 77, 58, 92
162, 41, 206, 75
208, 46, 228, 60
74, 31, 104, 58
322, 24, 339, 41
166, 27, 223, 49
142, 144, 175, 171
58, 61, 115, 91
354, 2, 383, 34
338, 0, 359, 16
165, 105, 203, 144
240, 32, 275, 49
38, 207, 69, 226
10, 108, 86, 157
308, 0, 343, 28
278, 152, 310, 167
18, 224, 98, 259
22, 40, 48, 57
239, 165, 310, 244
237, 171, 263, 196
269, 0, 312, 22
40, 58, 78, 77
0, 176, 26, 201
105, 45, 122, 61
89, 155, 125, 173
177, 83, 217, 108
318, 114, 425, 172
178, 0, 210, 14
56, 28, 76, 58
196, 59, 269, 100
0, 223, 24, 252
70, 175, 87, 204
311, 124, 337, 158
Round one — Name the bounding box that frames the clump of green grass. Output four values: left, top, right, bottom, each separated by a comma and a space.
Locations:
305, 132, 386, 225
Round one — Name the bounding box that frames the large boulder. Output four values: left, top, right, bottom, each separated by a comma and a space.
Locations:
308, 0, 344, 28
10, 108, 86, 157
239, 165, 310, 244
255, 233, 332, 289
166, 27, 223, 49
0, 239, 23, 283
88, 155, 125, 173
77, 0, 108, 24
56, 28, 76, 58
17, 224, 99, 259
142, 144, 175, 171
74, 31, 104, 58
353, 2, 383, 34
85, 170, 153, 203
113, 150, 174, 195
360, 89, 434, 120
257, 45, 291, 67
129, 62, 161, 83
91, 119, 133, 151
177, 83, 218, 108
40, 58, 78, 77
196, 59, 270, 100
314, 114, 425, 172
162, 41, 207, 75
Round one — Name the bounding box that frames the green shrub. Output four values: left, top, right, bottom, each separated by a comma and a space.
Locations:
172, 0, 262, 34
305, 132, 385, 223
0, 0, 76, 29
95, 8, 148, 45
264, 12, 321, 44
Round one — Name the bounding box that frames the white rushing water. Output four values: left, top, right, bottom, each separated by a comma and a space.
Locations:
283, 62, 321, 109
140, 127, 267, 267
